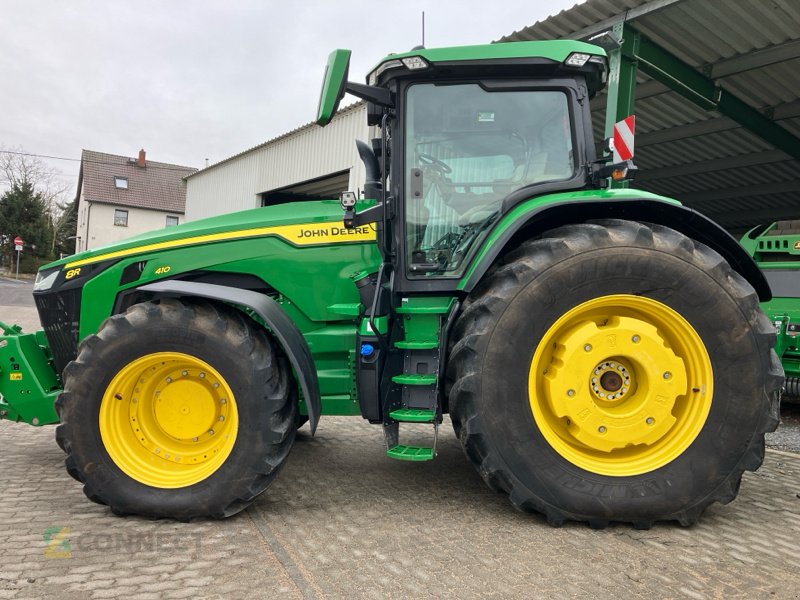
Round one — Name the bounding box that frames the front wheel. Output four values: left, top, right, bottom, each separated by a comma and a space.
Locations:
447, 220, 781, 528
55, 299, 296, 520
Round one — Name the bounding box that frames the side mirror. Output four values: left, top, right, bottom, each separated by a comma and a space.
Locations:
316, 49, 352, 127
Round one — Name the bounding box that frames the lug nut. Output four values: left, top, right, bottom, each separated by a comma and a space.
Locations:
181, 370, 188, 377
646, 417, 655, 425
632, 335, 640, 343
166, 377, 172, 383
567, 389, 575, 397
598, 426, 607, 433
584, 344, 592, 352
199, 372, 205, 378
663, 372, 672, 380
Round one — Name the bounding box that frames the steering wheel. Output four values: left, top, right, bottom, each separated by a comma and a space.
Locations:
418, 153, 452, 174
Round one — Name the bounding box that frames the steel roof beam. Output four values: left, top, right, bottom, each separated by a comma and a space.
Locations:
636, 149, 793, 181
620, 24, 800, 160
708, 38, 800, 79
635, 100, 800, 147
678, 179, 800, 204
567, 0, 687, 43
702, 206, 800, 228
637, 117, 737, 146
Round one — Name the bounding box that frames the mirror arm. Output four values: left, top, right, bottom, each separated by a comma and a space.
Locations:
343, 203, 385, 229
345, 82, 393, 107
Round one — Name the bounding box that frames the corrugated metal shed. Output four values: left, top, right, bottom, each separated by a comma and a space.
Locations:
499, 0, 800, 233
185, 102, 368, 222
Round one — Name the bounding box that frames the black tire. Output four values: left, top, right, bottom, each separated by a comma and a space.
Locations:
55, 299, 296, 520
447, 219, 781, 528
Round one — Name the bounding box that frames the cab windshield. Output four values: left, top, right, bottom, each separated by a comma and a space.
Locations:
405, 83, 574, 276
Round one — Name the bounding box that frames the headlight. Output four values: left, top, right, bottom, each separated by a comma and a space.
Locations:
368, 59, 402, 86
34, 268, 59, 291
565, 52, 591, 67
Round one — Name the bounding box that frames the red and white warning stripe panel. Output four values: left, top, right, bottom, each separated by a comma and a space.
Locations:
613, 115, 635, 163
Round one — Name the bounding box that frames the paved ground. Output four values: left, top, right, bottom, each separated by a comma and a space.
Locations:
1, 418, 799, 600
2, 277, 800, 599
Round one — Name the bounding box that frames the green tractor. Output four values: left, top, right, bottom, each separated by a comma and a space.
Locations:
0, 40, 781, 527
741, 220, 800, 400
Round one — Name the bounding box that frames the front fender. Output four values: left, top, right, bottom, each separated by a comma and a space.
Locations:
139, 281, 322, 434
460, 198, 770, 302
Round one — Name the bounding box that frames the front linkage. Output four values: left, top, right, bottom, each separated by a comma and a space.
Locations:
0, 321, 60, 426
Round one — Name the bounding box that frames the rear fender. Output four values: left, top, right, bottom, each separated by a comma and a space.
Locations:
461, 198, 771, 301
138, 281, 322, 434
0, 323, 60, 425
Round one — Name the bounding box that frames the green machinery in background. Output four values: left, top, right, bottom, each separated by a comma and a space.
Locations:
0, 39, 780, 528
741, 221, 800, 398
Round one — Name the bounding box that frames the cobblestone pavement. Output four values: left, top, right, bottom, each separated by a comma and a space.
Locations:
1, 416, 799, 600
2, 295, 800, 598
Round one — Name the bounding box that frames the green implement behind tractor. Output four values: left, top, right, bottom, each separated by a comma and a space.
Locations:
0, 40, 781, 527
741, 220, 800, 399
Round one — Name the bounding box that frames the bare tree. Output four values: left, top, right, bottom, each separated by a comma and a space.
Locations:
0, 146, 73, 254
0, 146, 70, 205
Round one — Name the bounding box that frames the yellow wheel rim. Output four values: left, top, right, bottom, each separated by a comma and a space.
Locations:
528, 294, 713, 476
99, 352, 239, 488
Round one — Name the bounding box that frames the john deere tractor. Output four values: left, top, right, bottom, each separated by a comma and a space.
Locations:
0, 40, 781, 527
741, 220, 800, 400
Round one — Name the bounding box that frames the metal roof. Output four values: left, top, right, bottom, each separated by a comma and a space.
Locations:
500, 0, 800, 233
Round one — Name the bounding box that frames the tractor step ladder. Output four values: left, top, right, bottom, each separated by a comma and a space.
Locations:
384, 298, 453, 462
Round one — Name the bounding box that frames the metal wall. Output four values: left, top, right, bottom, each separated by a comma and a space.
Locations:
185, 102, 369, 221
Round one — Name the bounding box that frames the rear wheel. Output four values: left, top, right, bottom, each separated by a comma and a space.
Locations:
55, 299, 296, 520
447, 220, 781, 527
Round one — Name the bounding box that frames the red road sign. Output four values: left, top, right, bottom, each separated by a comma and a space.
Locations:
13, 236, 23, 246
612, 115, 635, 162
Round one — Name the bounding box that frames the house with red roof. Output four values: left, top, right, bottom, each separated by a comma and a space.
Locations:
75, 149, 196, 252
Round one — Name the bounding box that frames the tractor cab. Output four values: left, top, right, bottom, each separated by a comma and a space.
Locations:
317, 42, 611, 290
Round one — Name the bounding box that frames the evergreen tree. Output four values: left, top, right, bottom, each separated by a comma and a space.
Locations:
53, 200, 78, 258
0, 182, 54, 272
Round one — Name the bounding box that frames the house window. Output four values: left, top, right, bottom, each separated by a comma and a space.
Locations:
114, 177, 128, 189
114, 209, 129, 227
166, 215, 179, 227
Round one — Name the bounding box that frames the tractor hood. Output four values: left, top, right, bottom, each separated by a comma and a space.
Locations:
40, 200, 359, 273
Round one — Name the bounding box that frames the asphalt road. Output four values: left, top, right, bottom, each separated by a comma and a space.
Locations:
0, 277, 37, 309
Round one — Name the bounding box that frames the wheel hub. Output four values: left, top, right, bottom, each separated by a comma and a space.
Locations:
590, 360, 630, 401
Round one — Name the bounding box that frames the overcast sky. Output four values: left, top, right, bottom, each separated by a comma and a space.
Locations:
1, 0, 577, 198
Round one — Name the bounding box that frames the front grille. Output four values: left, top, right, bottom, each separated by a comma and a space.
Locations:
34, 288, 81, 376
